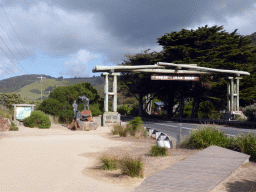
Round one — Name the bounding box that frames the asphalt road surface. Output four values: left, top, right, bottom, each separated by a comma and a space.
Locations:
121, 116, 256, 141
144, 120, 256, 141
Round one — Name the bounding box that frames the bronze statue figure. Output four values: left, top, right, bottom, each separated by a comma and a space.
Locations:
78, 94, 89, 110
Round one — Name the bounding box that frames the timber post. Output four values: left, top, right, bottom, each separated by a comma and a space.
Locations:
227, 76, 242, 112
101, 72, 121, 126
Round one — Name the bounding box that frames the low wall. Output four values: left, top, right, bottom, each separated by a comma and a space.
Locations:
92, 115, 102, 127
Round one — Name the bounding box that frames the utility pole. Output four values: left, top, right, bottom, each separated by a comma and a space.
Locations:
37, 75, 46, 100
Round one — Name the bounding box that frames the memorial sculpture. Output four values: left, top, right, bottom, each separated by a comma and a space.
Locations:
69, 95, 97, 131
78, 94, 90, 110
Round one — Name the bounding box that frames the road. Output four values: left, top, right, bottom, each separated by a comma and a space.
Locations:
143, 120, 256, 140
121, 116, 256, 141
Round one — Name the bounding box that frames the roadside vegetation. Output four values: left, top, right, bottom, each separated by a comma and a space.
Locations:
147, 145, 169, 157
178, 127, 256, 161
100, 154, 144, 178
112, 117, 148, 139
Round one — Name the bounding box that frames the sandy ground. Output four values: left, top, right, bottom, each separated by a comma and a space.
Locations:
0, 123, 255, 192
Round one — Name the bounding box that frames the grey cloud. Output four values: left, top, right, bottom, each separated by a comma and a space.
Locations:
0, 0, 255, 78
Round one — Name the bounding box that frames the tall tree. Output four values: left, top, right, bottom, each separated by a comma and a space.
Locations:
157, 25, 256, 117
119, 50, 164, 116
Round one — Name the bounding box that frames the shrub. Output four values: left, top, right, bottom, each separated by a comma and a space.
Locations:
23, 111, 51, 128
128, 117, 143, 131
0, 104, 12, 119
198, 101, 215, 119
183, 101, 193, 118
120, 156, 144, 178
9, 122, 18, 131
112, 124, 128, 137
38, 98, 62, 115
117, 105, 133, 115
126, 117, 148, 138
100, 155, 119, 170
233, 133, 256, 160
180, 127, 229, 149
242, 104, 256, 121
134, 127, 148, 139
178, 127, 256, 161
23, 116, 36, 128
147, 145, 168, 157
58, 110, 73, 124
0, 93, 26, 109
89, 103, 103, 116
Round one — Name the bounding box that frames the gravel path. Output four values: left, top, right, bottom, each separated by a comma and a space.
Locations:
0, 124, 130, 192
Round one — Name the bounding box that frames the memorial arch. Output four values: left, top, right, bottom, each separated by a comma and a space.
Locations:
92, 62, 250, 126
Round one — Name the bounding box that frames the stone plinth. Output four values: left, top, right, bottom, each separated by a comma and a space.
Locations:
102, 112, 120, 127
81, 110, 92, 122
76, 121, 98, 131
0, 116, 11, 131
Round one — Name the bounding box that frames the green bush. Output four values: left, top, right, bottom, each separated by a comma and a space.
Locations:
147, 145, 168, 157
0, 104, 12, 119
198, 101, 215, 119
183, 101, 193, 118
232, 133, 256, 160
117, 105, 133, 115
128, 117, 143, 131
9, 122, 18, 131
58, 109, 73, 124
0, 93, 26, 109
178, 127, 256, 161
179, 127, 229, 149
126, 117, 147, 138
23, 116, 36, 127
39, 82, 104, 118
242, 104, 256, 121
89, 103, 103, 116
23, 111, 51, 128
120, 156, 144, 178
38, 98, 62, 115
100, 155, 119, 170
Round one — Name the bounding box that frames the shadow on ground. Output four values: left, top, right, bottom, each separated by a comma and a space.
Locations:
226, 180, 256, 192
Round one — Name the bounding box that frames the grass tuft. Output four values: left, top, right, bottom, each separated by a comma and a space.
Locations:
100, 154, 119, 170
147, 145, 168, 157
120, 156, 144, 178
112, 124, 128, 137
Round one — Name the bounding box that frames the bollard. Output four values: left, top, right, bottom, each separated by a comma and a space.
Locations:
177, 124, 182, 144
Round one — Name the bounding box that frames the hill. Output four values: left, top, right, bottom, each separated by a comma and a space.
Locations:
0, 75, 104, 100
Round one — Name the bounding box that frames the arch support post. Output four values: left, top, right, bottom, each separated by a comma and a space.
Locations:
227, 76, 242, 113
101, 72, 121, 126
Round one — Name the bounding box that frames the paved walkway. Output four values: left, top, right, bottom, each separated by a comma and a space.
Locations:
133, 145, 250, 192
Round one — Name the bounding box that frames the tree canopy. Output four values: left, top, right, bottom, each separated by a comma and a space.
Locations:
120, 25, 256, 118
38, 82, 103, 119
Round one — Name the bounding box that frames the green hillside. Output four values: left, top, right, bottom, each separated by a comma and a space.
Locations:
0, 75, 104, 100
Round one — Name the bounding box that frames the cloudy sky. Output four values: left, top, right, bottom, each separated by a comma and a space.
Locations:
0, 0, 255, 80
